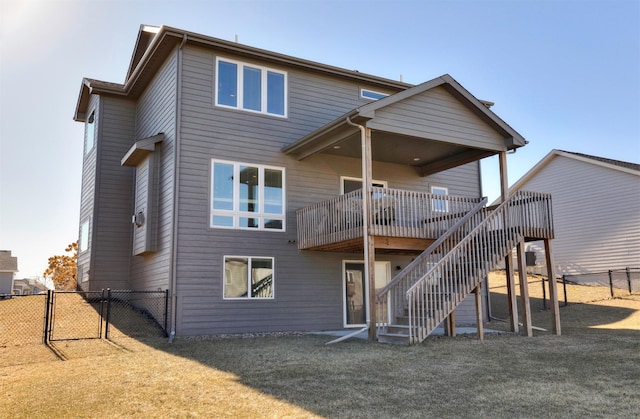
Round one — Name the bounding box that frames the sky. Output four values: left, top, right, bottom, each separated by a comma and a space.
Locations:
1, 0, 639, 279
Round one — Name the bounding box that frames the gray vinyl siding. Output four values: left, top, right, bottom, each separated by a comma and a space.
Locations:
0, 272, 13, 295
515, 155, 640, 275
77, 95, 99, 288
129, 48, 178, 292
368, 86, 505, 151
91, 96, 136, 291
172, 45, 484, 335
132, 156, 150, 255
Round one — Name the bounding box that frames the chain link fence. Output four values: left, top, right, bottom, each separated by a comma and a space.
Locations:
0, 294, 48, 347
563, 268, 640, 299
105, 290, 168, 342
1, 289, 168, 355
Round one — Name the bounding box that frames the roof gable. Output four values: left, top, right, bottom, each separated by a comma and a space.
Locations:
0, 251, 18, 272
507, 149, 640, 196
558, 150, 640, 172
358, 75, 525, 147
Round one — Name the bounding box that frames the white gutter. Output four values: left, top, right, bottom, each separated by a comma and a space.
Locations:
168, 34, 187, 343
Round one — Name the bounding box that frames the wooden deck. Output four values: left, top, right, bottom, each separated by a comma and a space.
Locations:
296, 187, 482, 253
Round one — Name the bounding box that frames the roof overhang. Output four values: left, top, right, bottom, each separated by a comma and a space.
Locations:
121, 133, 164, 166
74, 24, 411, 122
282, 75, 527, 176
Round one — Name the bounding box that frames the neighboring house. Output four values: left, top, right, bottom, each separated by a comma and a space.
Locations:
503, 149, 640, 277
12, 278, 48, 295
0, 250, 18, 295
72, 25, 558, 343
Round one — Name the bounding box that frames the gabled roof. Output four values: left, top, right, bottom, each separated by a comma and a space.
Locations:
283, 74, 525, 160
75, 24, 412, 121
507, 149, 640, 195
0, 251, 18, 272
558, 150, 640, 172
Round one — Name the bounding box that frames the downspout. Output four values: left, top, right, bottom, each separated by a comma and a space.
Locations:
345, 117, 375, 341
168, 34, 187, 343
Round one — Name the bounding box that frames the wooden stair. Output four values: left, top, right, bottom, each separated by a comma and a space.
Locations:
376, 191, 554, 345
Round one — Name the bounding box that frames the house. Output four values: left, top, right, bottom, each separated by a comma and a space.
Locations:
72, 25, 559, 344
502, 149, 640, 277
0, 250, 18, 295
12, 278, 48, 295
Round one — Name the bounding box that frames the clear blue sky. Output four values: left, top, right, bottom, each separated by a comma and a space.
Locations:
1, 0, 639, 279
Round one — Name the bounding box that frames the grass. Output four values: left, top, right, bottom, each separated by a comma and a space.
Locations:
1, 272, 639, 418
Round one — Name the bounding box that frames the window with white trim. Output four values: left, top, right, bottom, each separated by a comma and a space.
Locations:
430, 186, 449, 212
85, 112, 95, 154
79, 219, 91, 252
340, 176, 387, 194
211, 160, 285, 230
223, 256, 274, 299
360, 89, 388, 101
215, 58, 287, 117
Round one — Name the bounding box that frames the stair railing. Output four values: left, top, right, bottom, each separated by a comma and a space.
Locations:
376, 197, 489, 334
405, 190, 553, 343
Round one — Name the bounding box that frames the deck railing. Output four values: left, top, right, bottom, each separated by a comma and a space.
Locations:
296, 187, 483, 250
375, 197, 488, 334
396, 190, 553, 343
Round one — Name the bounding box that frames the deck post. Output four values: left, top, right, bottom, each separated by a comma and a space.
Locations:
516, 240, 533, 337
499, 151, 519, 333
363, 126, 376, 341
474, 283, 484, 341
445, 312, 456, 337
544, 239, 561, 335
345, 118, 377, 341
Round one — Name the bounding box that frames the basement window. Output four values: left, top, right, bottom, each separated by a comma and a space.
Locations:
223, 256, 274, 299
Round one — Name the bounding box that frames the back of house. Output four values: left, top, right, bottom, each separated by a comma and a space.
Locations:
74, 25, 543, 340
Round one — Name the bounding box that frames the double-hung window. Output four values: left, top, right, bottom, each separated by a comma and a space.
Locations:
430, 186, 449, 212
211, 160, 285, 230
223, 256, 274, 299
216, 58, 287, 117
79, 219, 91, 252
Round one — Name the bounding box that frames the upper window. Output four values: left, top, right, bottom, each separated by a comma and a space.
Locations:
341, 176, 387, 194
215, 58, 287, 117
211, 160, 285, 230
85, 112, 95, 154
430, 186, 449, 212
360, 89, 388, 101
223, 256, 274, 299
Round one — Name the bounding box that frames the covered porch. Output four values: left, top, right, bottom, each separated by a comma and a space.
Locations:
283, 74, 560, 342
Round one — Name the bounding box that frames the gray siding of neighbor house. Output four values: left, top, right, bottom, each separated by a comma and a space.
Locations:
77, 95, 99, 288
368, 86, 506, 151
129, 48, 177, 292
170, 45, 485, 335
515, 155, 640, 275
90, 96, 137, 291
0, 272, 14, 295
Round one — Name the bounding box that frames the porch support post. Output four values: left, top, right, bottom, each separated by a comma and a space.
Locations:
516, 240, 533, 337
544, 239, 561, 335
347, 117, 377, 341
362, 126, 376, 341
474, 283, 484, 341
499, 151, 519, 333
